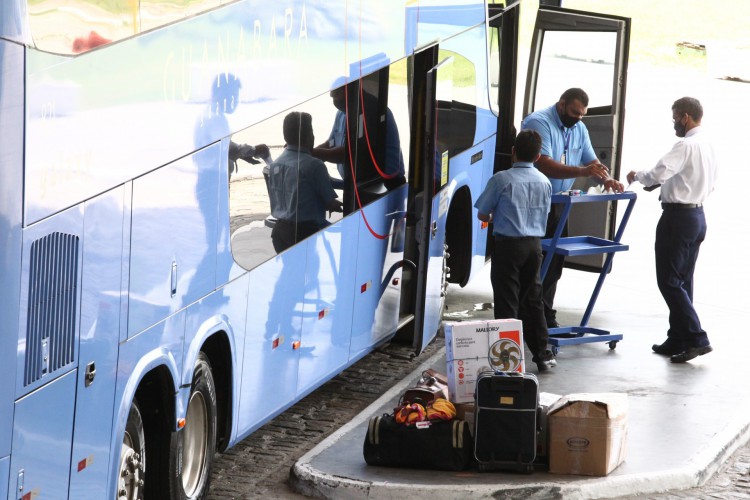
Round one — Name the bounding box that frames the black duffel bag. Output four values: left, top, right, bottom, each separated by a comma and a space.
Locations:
363, 414, 473, 471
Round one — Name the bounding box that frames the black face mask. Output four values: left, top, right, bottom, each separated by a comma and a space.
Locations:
560, 114, 580, 128
673, 119, 687, 137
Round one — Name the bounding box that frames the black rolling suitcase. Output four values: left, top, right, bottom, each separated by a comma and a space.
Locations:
474, 371, 539, 473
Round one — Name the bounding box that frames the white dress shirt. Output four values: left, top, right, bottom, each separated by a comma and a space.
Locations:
634, 126, 718, 204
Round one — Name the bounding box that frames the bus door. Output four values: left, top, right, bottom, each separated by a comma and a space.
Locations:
523, 7, 630, 272
402, 44, 452, 355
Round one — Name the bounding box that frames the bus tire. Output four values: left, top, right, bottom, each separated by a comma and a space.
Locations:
119, 399, 146, 500
169, 352, 217, 500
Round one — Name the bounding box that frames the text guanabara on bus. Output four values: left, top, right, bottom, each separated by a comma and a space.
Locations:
1, 0, 520, 498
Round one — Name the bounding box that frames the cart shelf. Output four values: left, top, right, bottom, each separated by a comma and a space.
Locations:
541, 236, 629, 256
540, 192, 637, 353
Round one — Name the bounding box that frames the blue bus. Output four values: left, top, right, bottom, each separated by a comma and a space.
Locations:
0, 0, 629, 498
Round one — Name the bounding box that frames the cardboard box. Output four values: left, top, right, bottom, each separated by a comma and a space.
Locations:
445, 319, 523, 365
445, 320, 492, 361
444, 319, 525, 404
446, 358, 491, 404
548, 393, 628, 476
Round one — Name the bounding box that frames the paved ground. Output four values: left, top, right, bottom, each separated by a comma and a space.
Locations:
207, 277, 750, 499
207, 57, 750, 499
206, 335, 445, 500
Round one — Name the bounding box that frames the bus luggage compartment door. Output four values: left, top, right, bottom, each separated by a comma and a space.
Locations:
9, 370, 76, 500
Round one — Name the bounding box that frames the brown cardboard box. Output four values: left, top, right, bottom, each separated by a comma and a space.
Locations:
548, 393, 628, 476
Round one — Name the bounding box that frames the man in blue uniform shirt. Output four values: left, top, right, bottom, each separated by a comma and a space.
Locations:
475, 130, 556, 373
627, 97, 718, 363
269, 111, 342, 253
522, 88, 624, 328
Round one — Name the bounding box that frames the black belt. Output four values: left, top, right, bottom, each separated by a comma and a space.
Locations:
661, 202, 702, 210
494, 235, 539, 241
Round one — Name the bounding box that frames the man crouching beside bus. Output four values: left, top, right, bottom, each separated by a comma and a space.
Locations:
269, 111, 343, 253
474, 130, 556, 373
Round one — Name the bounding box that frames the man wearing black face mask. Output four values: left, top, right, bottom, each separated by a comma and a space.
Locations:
626, 97, 718, 363
521, 88, 624, 328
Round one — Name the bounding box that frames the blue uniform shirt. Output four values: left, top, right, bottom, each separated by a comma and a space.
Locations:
328, 108, 404, 180
269, 146, 338, 228
521, 104, 597, 193
474, 162, 552, 237
327, 110, 347, 179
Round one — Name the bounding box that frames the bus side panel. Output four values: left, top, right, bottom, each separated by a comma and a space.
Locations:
0, 38, 24, 465
184, 275, 249, 440
68, 187, 127, 498
9, 371, 76, 500
296, 216, 358, 398
236, 247, 305, 436
128, 145, 220, 338
349, 190, 407, 360
420, 189, 450, 350
15, 206, 83, 398
108, 315, 184, 497
0, 456, 7, 500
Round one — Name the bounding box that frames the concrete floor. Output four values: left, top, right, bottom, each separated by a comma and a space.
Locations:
289, 233, 750, 498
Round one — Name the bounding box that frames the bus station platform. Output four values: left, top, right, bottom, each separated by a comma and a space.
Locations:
289, 265, 750, 499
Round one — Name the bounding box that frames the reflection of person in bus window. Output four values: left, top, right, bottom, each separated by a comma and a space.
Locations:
194, 73, 268, 181
268, 112, 342, 253
313, 84, 405, 191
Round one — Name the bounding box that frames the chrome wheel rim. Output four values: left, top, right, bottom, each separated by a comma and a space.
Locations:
182, 390, 208, 495
118, 434, 144, 500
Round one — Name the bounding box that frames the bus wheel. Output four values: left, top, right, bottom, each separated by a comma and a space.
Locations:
170, 352, 217, 500
119, 400, 146, 500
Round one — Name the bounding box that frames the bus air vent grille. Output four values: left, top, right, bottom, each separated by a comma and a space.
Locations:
24, 232, 80, 387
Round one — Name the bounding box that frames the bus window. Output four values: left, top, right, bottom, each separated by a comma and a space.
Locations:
229, 93, 344, 269
26, 0, 223, 54
388, 59, 411, 182
345, 68, 408, 209
436, 48, 477, 158
316, 67, 409, 214
140, 0, 222, 33
532, 30, 617, 112
27, 0, 136, 54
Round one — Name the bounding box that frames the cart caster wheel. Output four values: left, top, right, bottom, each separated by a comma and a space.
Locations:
551, 346, 560, 355
608, 341, 618, 350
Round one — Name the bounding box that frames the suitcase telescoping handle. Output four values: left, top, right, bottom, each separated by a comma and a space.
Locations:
488, 370, 524, 392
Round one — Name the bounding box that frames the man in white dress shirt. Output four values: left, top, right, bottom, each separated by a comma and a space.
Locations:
627, 97, 718, 363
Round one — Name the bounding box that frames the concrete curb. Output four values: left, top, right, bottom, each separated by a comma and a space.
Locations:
290, 347, 750, 499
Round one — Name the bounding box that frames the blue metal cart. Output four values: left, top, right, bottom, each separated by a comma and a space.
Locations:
540, 191, 637, 353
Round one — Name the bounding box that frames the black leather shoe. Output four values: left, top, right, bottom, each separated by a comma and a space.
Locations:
533, 350, 556, 372
670, 345, 713, 363
535, 359, 553, 372
546, 319, 560, 328
652, 341, 684, 356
